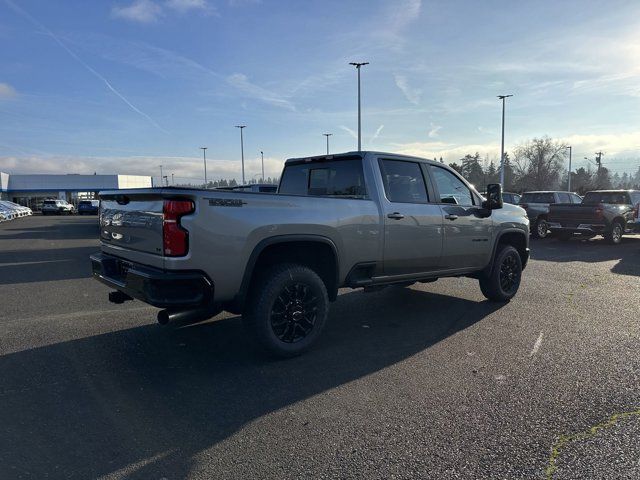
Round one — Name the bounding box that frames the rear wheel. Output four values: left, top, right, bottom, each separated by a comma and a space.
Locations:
479, 244, 522, 302
532, 217, 549, 239
605, 221, 624, 245
243, 263, 329, 357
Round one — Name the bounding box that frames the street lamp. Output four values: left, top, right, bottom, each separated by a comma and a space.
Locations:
260, 150, 265, 182
235, 125, 246, 185
323, 133, 332, 155
497, 94, 513, 186
158, 165, 163, 188
200, 147, 208, 186
565, 146, 572, 192
349, 62, 368, 151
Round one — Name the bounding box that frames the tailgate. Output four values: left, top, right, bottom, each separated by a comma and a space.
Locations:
100, 193, 164, 256
549, 205, 598, 226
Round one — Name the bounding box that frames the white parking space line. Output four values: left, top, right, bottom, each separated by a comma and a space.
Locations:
529, 332, 544, 357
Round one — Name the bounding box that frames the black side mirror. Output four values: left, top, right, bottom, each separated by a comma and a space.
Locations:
483, 183, 503, 210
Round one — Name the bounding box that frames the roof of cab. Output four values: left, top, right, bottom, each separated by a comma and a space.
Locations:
284, 151, 445, 166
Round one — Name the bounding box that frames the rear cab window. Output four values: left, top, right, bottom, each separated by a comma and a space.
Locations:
582, 192, 630, 204
278, 157, 367, 198
520, 192, 555, 203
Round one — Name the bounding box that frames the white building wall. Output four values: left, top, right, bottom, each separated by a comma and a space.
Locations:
117, 175, 153, 189
0, 172, 8, 191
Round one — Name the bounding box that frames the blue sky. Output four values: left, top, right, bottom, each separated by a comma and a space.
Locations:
0, 0, 639, 183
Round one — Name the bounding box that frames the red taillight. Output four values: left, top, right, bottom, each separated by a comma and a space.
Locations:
163, 199, 194, 257
594, 204, 604, 219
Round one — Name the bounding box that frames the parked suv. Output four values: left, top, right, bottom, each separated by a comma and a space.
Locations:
92, 151, 530, 357
519, 191, 582, 238
42, 199, 75, 215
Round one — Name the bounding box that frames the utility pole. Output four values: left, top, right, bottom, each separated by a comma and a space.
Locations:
349, 62, 369, 151
159, 165, 163, 188
235, 125, 246, 184
566, 146, 572, 192
171, 173, 174, 186
595, 151, 604, 172
260, 151, 264, 182
497, 94, 513, 186
200, 147, 208, 186
323, 133, 332, 155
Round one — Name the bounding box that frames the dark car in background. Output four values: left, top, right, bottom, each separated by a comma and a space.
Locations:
548, 190, 640, 244
78, 200, 100, 215
519, 191, 583, 238
502, 192, 521, 205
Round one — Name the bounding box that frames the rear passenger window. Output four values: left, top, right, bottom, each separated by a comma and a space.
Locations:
379, 160, 429, 203
278, 158, 367, 198
557, 193, 571, 203
430, 166, 474, 206
570, 193, 582, 204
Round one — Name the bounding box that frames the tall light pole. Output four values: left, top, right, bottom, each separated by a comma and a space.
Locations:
323, 133, 332, 155
260, 151, 265, 182
235, 125, 246, 184
159, 165, 163, 188
200, 147, 208, 186
565, 146, 572, 192
349, 62, 368, 151
498, 94, 513, 187
171, 173, 174, 186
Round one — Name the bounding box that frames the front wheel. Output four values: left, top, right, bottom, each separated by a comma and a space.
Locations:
604, 221, 624, 245
243, 263, 329, 357
479, 245, 522, 302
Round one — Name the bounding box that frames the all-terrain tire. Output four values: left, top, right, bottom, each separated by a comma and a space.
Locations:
479, 244, 522, 302
243, 263, 329, 357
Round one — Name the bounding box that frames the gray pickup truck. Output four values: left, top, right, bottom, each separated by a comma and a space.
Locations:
91, 151, 530, 356
519, 191, 583, 239
548, 190, 640, 244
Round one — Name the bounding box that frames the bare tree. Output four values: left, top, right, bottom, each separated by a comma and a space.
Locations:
513, 137, 567, 191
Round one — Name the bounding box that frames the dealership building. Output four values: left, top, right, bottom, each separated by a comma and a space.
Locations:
0, 172, 152, 210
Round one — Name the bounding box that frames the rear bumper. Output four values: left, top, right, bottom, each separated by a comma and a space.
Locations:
90, 252, 214, 308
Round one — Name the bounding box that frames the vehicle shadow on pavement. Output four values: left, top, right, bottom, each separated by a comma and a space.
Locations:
0, 218, 99, 241
0, 246, 98, 284
529, 236, 640, 277
0, 287, 502, 479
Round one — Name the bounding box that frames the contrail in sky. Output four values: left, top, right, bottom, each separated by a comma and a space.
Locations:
4, 0, 168, 134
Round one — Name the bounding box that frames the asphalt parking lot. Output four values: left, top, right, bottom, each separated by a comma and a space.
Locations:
1, 215, 639, 479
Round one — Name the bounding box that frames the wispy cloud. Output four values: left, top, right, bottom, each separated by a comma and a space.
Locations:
112, 0, 163, 23
370, 124, 384, 142
0, 154, 285, 181
165, 0, 216, 15
226, 73, 295, 111
112, 0, 214, 23
340, 125, 357, 139
228, 0, 261, 6
6, 0, 167, 133
394, 73, 421, 105
0, 82, 17, 99
427, 122, 442, 138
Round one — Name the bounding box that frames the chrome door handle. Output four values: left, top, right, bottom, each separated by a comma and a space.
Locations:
444, 214, 459, 220
387, 212, 405, 220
